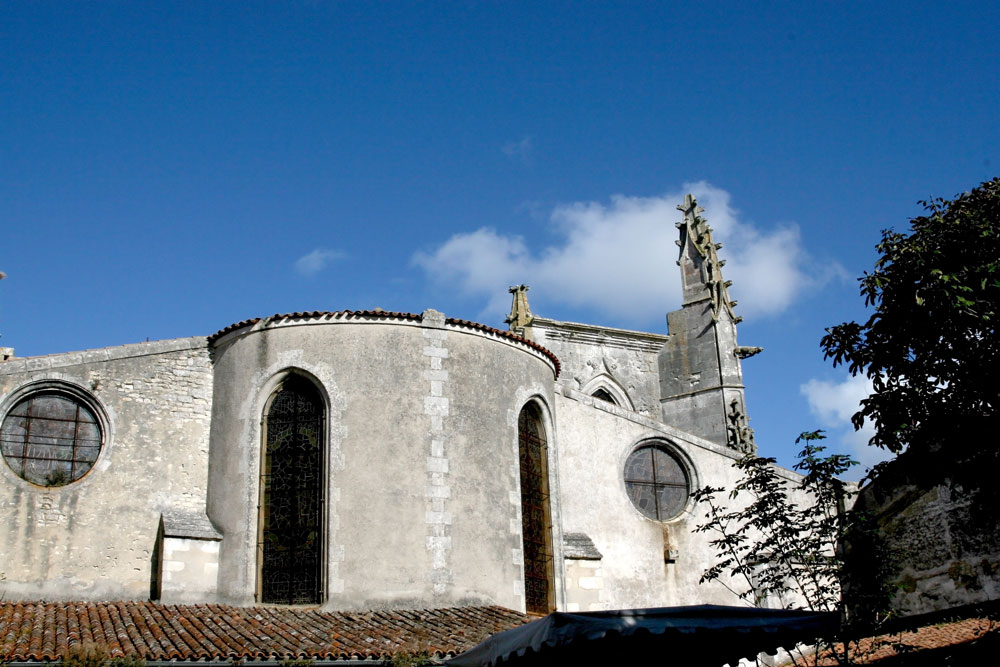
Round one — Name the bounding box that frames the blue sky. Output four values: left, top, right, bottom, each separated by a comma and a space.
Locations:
2, 1, 997, 478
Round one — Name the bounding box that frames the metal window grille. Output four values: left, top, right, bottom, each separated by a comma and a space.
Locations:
624, 445, 689, 521
258, 377, 324, 605
518, 403, 555, 614
0, 393, 101, 486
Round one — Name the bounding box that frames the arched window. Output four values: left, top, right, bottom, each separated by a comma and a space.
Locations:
259, 376, 324, 604
591, 388, 617, 405
580, 374, 634, 411
518, 402, 555, 614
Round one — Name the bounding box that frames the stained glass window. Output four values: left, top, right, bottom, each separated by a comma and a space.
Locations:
518, 402, 554, 614
624, 444, 689, 521
0, 392, 102, 487
259, 376, 324, 605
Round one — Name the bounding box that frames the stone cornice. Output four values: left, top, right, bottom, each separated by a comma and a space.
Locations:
530, 317, 668, 353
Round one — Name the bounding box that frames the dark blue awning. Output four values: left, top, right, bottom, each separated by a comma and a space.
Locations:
448, 605, 838, 666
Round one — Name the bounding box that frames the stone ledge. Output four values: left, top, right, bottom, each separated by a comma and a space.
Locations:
563, 532, 603, 560
162, 510, 222, 541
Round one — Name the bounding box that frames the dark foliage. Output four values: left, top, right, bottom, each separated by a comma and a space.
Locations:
821, 178, 1000, 457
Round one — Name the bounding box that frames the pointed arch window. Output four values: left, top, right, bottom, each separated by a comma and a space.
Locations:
580, 375, 634, 411
591, 388, 617, 405
259, 375, 324, 604
518, 402, 555, 614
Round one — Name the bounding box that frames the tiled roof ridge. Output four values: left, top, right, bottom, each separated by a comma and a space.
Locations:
208, 309, 560, 377
0, 600, 529, 662
442, 316, 561, 377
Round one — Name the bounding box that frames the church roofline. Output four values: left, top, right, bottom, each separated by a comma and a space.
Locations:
529, 316, 668, 352
556, 384, 805, 483
209, 309, 561, 377
0, 337, 207, 375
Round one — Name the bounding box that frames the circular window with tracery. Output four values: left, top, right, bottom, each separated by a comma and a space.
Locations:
1, 392, 103, 487
624, 443, 689, 521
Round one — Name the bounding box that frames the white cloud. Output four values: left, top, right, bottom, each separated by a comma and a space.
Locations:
413, 182, 834, 323
801, 374, 872, 427
801, 374, 891, 475
294, 248, 345, 276
502, 136, 533, 162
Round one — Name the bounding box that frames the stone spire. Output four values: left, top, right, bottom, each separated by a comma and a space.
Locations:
506, 284, 534, 332
659, 195, 757, 453
675, 194, 739, 323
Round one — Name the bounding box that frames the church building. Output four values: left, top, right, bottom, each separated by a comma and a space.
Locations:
0, 196, 797, 616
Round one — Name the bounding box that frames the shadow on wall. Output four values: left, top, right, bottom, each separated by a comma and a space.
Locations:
845, 437, 1000, 618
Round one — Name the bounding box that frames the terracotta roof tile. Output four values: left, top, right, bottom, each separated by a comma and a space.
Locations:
0, 602, 528, 662
814, 616, 1000, 665
208, 309, 560, 377
443, 316, 562, 377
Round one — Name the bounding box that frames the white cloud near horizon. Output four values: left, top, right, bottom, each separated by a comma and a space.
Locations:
801, 374, 891, 475
294, 248, 345, 276
413, 182, 839, 324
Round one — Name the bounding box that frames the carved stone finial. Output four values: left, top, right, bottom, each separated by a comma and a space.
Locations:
506, 284, 534, 331
676, 193, 705, 221
675, 195, 738, 323
726, 398, 756, 453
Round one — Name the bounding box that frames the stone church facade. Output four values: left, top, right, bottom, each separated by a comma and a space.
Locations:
0, 196, 800, 614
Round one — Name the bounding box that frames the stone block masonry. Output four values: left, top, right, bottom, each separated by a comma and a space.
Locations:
422, 309, 453, 596
0, 337, 214, 601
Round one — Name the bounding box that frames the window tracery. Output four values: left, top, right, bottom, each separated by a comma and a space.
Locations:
518, 401, 555, 614
624, 443, 689, 521
1, 390, 102, 487
259, 375, 325, 605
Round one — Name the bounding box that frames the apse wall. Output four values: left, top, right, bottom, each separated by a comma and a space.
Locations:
206, 310, 559, 611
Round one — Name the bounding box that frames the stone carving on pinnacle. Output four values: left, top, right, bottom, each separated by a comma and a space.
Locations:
506, 284, 534, 331
675, 194, 741, 323
727, 398, 756, 453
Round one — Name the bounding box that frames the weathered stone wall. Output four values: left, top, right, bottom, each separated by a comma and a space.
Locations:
525, 318, 666, 417
659, 300, 750, 449
160, 536, 220, 603
206, 312, 557, 611
552, 385, 809, 609
0, 338, 213, 601
563, 558, 605, 611
851, 452, 1000, 616
0, 309, 811, 614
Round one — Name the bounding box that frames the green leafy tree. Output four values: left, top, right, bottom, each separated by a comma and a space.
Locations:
694, 432, 868, 665
821, 178, 1000, 456
694, 431, 854, 614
